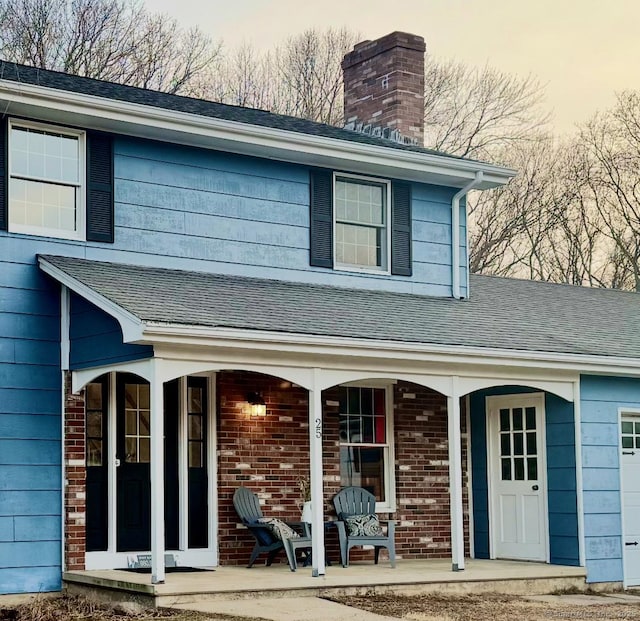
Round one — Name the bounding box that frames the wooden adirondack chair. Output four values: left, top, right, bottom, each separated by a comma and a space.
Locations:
332, 486, 396, 568
233, 486, 309, 570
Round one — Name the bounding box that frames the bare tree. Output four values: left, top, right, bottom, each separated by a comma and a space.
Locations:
576, 93, 640, 291
0, 0, 220, 95
212, 28, 358, 125
423, 57, 549, 160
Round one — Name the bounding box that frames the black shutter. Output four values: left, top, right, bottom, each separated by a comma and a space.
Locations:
86, 132, 114, 243
309, 169, 333, 268
391, 181, 412, 276
0, 117, 7, 231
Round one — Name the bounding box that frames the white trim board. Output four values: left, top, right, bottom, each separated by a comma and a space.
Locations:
0, 79, 515, 190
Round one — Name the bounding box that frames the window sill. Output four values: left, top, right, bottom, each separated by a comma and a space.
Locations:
334, 263, 391, 276
8, 224, 86, 242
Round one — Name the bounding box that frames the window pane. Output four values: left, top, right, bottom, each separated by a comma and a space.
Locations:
189, 414, 203, 440
500, 434, 511, 457
87, 411, 102, 438
189, 387, 203, 414
499, 409, 510, 432
86, 383, 102, 410
635, 421, 640, 435
501, 458, 511, 481
125, 437, 137, 463
526, 432, 537, 455
189, 441, 203, 468
636, 437, 640, 449
139, 438, 150, 463
340, 446, 385, 502
87, 439, 102, 467
360, 387, 372, 415
374, 415, 386, 444
139, 411, 150, 437
527, 457, 538, 481
622, 421, 633, 434
125, 384, 137, 408
362, 415, 374, 443
125, 409, 137, 435
525, 407, 536, 430
513, 432, 524, 456
139, 384, 150, 409
348, 388, 360, 414
514, 457, 525, 480
622, 436, 634, 449
513, 408, 523, 431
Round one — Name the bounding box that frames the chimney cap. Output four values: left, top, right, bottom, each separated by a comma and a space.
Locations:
342, 31, 426, 70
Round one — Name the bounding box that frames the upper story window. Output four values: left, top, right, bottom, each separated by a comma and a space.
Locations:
8, 119, 85, 241
334, 174, 390, 272
310, 169, 412, 277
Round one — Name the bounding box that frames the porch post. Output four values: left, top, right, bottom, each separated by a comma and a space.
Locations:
308, 369, 326, 576
150, 359, 166, 583
447, 376, 465, 571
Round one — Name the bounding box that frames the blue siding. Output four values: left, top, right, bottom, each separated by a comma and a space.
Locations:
579, 375, 640, 583
0, 133, 468, 594
69, 293, 152, 369
470, 387, 579, 566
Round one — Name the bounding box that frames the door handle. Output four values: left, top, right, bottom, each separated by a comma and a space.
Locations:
115, 458, 121, 468
531, 485, 539, 491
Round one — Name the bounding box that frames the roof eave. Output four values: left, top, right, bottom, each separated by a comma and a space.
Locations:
0, 79, 516, 189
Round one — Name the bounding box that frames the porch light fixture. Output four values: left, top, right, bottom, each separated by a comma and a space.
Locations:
246, 392, 267, 416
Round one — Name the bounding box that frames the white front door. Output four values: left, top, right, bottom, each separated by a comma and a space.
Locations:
622, 415, 640, 587
487, 394, 548, 562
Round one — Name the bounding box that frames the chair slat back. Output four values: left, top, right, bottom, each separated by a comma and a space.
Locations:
333, 486, 377, 518
233, 487, 264, 524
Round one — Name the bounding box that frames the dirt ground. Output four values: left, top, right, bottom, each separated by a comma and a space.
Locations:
330, 592, 640, 621
0, 595, 261, 621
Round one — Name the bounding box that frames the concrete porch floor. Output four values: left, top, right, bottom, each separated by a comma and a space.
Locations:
63, 559, 590, 608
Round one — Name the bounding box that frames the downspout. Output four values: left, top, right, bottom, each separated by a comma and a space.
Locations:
452, 171, 483, 299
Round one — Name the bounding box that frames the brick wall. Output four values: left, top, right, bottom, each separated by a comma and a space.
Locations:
217, 371, 469, 566
342, 31, 426, 145
63, 372, 86, 571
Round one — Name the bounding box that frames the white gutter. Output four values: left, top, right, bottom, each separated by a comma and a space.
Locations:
0, 79, 515, 189
452, 171, 483, 299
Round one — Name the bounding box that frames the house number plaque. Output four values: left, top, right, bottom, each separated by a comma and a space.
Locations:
315, 417, 322, 438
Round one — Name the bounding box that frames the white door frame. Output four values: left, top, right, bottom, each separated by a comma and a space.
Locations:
85, 371, 218, 570
619, 407, 640, 589
486, 392, 550, 562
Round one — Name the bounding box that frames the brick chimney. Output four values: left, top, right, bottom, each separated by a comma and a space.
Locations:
342, 32, 426, 145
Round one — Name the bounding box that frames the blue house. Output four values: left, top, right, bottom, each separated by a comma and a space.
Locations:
0, 31, 639, 595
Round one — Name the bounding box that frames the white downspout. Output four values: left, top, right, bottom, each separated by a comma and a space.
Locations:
452, 171, 483, 299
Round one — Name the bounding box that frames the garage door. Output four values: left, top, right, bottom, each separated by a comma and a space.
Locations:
622, 416, 640, 587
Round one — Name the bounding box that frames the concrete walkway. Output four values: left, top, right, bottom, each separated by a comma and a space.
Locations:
172, 596, 397, 621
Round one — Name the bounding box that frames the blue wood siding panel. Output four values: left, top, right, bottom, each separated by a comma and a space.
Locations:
105, 138, 462, 296
578, 374, 640, 584
469, 387, 579, 567
69, 293, 152, 369
0, 250, 62, 595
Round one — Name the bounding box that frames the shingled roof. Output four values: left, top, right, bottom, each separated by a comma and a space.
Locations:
39, 255, 640, 360
0, 60, 461, 160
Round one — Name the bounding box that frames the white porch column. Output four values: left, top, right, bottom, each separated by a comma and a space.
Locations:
447, 376, 465, 571
308, 368, 326, 576
150, 359, 166, 583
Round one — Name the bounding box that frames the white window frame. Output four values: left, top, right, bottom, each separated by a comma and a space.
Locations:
333, 172, 391, 275
338, 380, 396, 513
8, 118, 86, 241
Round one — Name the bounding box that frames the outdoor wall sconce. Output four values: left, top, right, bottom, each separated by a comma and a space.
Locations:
246, 392, 267, 416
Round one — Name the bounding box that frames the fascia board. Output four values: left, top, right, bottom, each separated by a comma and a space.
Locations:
0, 80, 516, 188
140, 323, 640, 377
38, 256, 144, 341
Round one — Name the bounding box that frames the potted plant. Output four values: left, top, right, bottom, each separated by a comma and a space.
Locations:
298, 475, 312, 523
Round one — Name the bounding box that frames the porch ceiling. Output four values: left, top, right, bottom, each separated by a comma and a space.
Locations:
39, 254, 640, 366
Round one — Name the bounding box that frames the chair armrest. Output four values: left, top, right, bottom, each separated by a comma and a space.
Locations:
380, 519, 396, 537
287, 521, 311, 537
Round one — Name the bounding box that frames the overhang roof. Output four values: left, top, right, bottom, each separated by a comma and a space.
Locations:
0, 61, 515, 189
39, 254, 640, 362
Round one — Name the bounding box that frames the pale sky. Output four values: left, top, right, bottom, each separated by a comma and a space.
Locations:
147, 0, 640, 134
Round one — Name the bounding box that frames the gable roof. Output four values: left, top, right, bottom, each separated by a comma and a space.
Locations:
0, 60, 515, 189
39, 254, 640, 361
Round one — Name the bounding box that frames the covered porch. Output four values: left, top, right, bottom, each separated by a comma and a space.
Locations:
40, 255, 586, 585
63, 559, 588, 608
